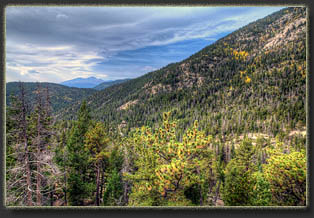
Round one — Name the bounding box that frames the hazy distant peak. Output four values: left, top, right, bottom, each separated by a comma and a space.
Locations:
60, 77, 105, 88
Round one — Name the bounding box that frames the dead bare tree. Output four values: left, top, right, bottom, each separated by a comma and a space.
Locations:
6, 82, 59, 206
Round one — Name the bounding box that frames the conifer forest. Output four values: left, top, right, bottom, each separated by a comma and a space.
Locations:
5, 7, 307, 207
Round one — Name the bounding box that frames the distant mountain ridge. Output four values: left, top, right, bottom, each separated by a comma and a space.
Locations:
60, 76, 105, 88
94, 79, 131, 90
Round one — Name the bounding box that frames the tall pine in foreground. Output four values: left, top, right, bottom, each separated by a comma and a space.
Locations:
54, 120, 70, 206
66, 101, 92, 205
223, 138, 255, 206
85, 122, 110, 206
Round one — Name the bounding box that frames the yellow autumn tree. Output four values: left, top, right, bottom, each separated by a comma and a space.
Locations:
245, 76, 251, 83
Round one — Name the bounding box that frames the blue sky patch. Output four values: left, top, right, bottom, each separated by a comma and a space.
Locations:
5, 6, 284, 83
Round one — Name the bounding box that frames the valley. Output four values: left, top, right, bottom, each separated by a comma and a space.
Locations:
5, 7, 307, 207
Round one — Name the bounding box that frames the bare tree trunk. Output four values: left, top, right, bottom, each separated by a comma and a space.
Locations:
123, 182, 130, 205
64, 169, 68, 206
99, 166, 105, 204
122, 146, 131, 205
196, 168, 203, 205
95, 163, 101, 206
226, 144, 230, 162
198, 183, 203, 205
208, 168, 214, 194
20, 83, 33, 206
36, 156, 42, 206
213, 179, 222, 205
36, 118, 42, 205
36, 84, 43, 206
62, 127, 68, 206
24, 140, 33, 206
50, 184, 55, 206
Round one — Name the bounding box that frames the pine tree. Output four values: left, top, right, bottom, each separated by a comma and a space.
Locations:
85, 122, 110, 206
223, 138, 255, 206
54, 120, 69, 205
66, 101, 92, 205
103, 168, 123, 206
263, 149, 306, 205
127, 112, 214, 206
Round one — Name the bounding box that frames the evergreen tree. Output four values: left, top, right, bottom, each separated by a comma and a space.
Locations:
223, 138, 255, 206
264, 149, 306, 206
127, 112, 214, 206
103, 168, 123, 206
66, 101, 92, 205
250, 172, 272, 206
54, 120, 70, 205
85, 122, 110, 206
102, 146, 124, 206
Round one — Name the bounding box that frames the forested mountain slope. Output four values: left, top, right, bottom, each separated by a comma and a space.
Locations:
6, 82, 97, 113
5, 7, 307, 207
60, 7, 306, 139
94, 79, 131, 90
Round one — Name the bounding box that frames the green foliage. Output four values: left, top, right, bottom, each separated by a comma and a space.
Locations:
66, 101, 93, 205
223, 159, 254, 206
103, 168, 123, 206
223, 139, 255, 206
108, 146, 124, 172
127, 112, 213, 206
235, 137, 256, 171
67, 173, 88, 205
85, 122, 109, 163
5, 7, 307, 207
6, 82, 97, 115
264, 149, 306, 206
58, 8, 305, 148
250, 172, 272, 206
94, 79, 130, 90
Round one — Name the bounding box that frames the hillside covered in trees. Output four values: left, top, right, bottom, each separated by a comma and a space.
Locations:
5, 7, 307, 207
59, 7, 306, 137
93, 79, 131, 90
6, 82, 97, 114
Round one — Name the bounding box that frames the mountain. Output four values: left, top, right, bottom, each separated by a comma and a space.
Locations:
6, 82, 97, 114
60, 76, 105, 88
58, 7, 306, 139
94, 79, 131, 90
5, 7, 307, 207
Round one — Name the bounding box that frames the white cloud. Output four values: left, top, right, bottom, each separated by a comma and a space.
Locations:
5, 6, 284, 83
6, 43, 105, 83
142, 65, 157, 72
56, 13, 68, 20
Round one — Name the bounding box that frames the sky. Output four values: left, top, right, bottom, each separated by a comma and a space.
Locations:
5, 6, 284, 83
